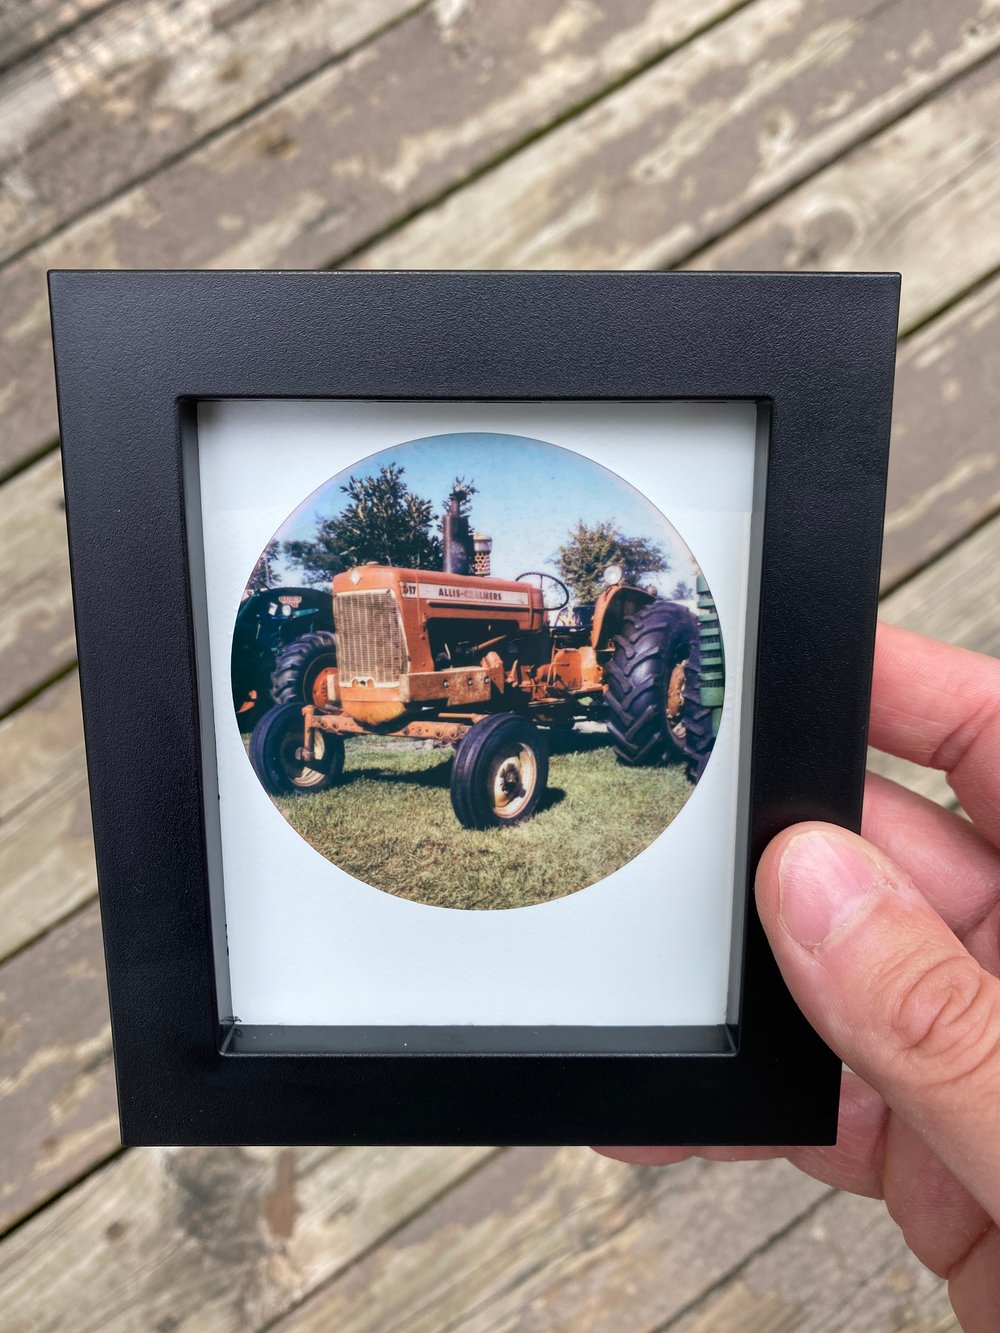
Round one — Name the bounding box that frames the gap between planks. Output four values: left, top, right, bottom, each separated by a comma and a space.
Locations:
0, 0, 998, 477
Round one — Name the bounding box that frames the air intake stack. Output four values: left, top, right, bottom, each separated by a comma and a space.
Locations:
442, 495, 471, 574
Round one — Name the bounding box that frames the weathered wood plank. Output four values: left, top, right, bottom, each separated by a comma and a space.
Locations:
4, 0, 999, 481
694, 58, 1000, 334
669, 1190, 956, 1331
0, 1138, 495, 1330
271, 1152, 826, 1333
352, 0, 1000, 279
0, 0, 420, 264
882, 272, 1000, 591
0, 901, 117, 1237
0, 449, 73, 716
872, 509, 1000, 806
0, 0, 744, 477
0, 672, 95, 960
4, 206, 999, 730
0, 0, 113, 72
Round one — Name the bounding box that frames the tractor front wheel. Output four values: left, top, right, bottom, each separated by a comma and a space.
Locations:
249, 701, 344, 797
450, 715, 549, 830
606, 601, 699, 771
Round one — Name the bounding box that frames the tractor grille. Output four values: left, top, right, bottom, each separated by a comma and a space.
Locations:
334, 590, 407, 685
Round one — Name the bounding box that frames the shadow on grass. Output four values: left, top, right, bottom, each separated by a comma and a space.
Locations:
336, 763, 569, 812
538, 787, 566, 813
339, 759, 454, 790
545, 728, 615, 757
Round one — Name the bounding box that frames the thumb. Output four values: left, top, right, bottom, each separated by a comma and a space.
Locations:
756, 823, 1000, 1221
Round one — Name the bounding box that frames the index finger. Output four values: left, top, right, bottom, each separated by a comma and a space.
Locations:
870, 622, 1000, 848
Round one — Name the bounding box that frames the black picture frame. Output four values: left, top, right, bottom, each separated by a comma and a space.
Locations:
48, 270, 899, 1147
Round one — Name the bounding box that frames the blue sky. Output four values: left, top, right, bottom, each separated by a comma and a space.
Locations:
271, 432, 698, 593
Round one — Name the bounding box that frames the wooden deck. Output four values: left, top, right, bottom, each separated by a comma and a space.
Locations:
1, 1, 997, 1327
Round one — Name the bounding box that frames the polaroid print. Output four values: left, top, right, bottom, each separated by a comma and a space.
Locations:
196, 401, 762, 1035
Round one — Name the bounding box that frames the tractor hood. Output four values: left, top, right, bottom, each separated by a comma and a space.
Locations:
333, 565, 544, 614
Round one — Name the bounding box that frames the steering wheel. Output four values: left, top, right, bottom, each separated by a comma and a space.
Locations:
516, 571, 570, 612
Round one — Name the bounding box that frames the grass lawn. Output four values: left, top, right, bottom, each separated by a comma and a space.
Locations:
268, 729, 693, 910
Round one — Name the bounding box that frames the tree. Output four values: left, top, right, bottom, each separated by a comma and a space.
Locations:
443, 475, 478, 517
670, 579, 694, 601
283, 464, 442, 584
555, 520, 668, 604
246, 540, 280, 593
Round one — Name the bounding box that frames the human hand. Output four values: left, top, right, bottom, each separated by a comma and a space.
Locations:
596, 623, 1000, 1330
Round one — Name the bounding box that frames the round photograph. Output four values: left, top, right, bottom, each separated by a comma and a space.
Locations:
231, 432, 725, 909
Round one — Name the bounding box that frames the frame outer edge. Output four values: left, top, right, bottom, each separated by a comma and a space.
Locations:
48, 270, 900, 1146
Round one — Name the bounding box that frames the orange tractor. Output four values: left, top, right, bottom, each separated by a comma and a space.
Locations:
250, 516, 721, 829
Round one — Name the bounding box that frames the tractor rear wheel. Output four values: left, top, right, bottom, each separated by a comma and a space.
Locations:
233, 669, 272, 732
271, 631, 337, 708
250, 700, 344, 797
450, 715, 549, 829
606, 601, 699, 772
272, 631, 338, 714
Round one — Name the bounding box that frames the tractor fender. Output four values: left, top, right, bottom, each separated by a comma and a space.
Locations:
590, 584, 656, 653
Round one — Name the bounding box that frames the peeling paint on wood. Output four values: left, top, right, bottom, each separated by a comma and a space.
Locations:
0, 1140, 495, 1329
274, 1152, 827, 1332
671, 1190, 957, 1331
0, 0, 419, 263
695, 57, 1000, 334
0, 0, 742, 475
0, 902, 117, 1236
352, 0, 1000, 274
5, 0, 994, 478
0, 0, 114, 72
871, 509, 1000, 806
0, 450, 73, 714
882, 275, 1000, 589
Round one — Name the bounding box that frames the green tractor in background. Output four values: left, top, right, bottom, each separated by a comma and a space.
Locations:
231, 586, 336, 730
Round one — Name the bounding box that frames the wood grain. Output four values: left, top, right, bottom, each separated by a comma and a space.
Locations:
882, 272, 1000, 591
3, 0, 998, 482
870, 507, 1000, 806
266, 1152, 827, 1333
353, 0, 1000, 274
0, 0, 744, 477
0, 0, 420, 263
670, 1190, 957, 1331
0, 0, 115, 72
0, 449, 73, 716
0, 901, 117, 1237
0, 1140, 495, 1330
3, 133, 999, 713
694, 57, 1000, 334
0, 672, 95, 960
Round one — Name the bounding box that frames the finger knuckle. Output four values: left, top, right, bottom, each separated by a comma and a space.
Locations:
887, 954, 1000, 1092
